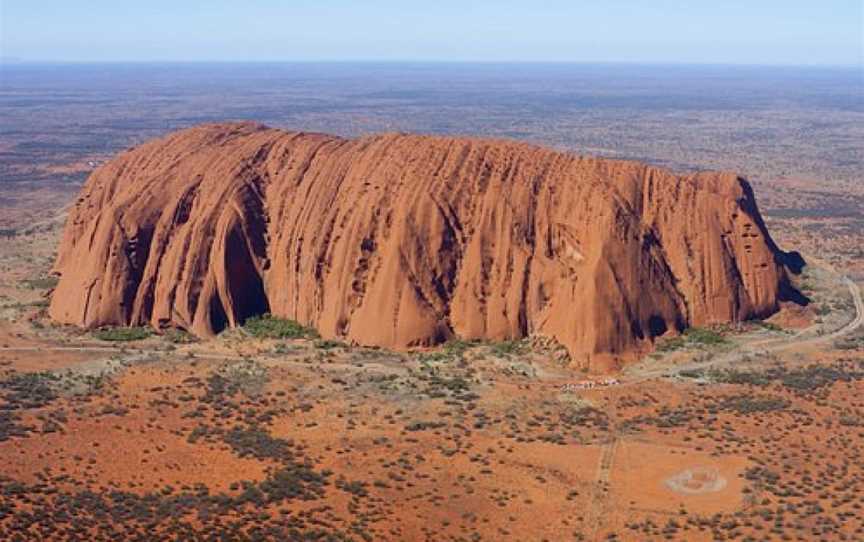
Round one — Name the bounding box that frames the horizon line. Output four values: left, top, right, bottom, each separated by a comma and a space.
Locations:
1, 58, 862, 70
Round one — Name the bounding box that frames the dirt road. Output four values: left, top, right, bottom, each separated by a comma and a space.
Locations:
628, 276, 863, 382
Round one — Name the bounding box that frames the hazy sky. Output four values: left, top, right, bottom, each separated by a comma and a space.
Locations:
1, 0, 862, 65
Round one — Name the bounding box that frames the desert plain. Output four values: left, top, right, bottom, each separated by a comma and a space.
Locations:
0, 63, 862, 541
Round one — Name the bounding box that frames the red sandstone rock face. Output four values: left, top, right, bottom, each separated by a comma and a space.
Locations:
50, 122, 794, 369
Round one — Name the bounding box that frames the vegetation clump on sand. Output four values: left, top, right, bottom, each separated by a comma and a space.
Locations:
202, 360, 269, 404
1, 371, 59, 409
0, 465, 338, 538
242, 314, 319, 340
560, 405, 610, 430
223, 425, 297, 462
416, 338, 478, 364
404, 420, 447, 432
684, 327, 729, 346
682, 361, 864, 396
714, 394, 789, 415
657, 327, 728, 352
0, 370, 111, 441
92, 326, 152, 342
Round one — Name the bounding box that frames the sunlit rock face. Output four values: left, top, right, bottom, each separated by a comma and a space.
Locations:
50, 122, 792, 370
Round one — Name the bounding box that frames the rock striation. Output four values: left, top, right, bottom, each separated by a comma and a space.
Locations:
50, 123, 798, 369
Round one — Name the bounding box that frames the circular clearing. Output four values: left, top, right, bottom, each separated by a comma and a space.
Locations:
664, 466, 727, 495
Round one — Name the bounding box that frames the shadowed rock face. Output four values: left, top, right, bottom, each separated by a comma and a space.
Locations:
50, 122, 794, 369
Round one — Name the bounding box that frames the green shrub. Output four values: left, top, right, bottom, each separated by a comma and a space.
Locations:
684, 327, 727, 346
92, 326, 152, 342
242, 314, 318, 339
658, 327, 727, 352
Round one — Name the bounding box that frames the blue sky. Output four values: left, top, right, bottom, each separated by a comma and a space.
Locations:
1, 0, 861, 65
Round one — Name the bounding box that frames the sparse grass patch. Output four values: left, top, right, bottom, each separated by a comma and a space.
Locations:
694, 368, 772, 387
835, 333, 864, 350
423, 375, 472, 398
749, 319, 784, 332
559, 405, 610, 429
163, 328, 196, 344
206, 359, 269, 400
656, 336, 686, 352
272, 342, 306, 355
815, 304, 832, 316
638, 406, 694, 428
314, 339, 346, 350
417, 338, 479, 363
20, 276, 59, 290
716, 394, 789, 415
775, 364, 863, 392
489, 339, 529, 358
0, 372, 59, 409
0, 370, 112, 440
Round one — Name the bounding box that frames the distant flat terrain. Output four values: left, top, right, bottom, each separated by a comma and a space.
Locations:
0, 62, 862, 540
1, 62, 862, 273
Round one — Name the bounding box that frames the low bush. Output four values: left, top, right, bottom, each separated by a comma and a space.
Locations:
92, 326, 152, 342
404, 420, 447, 432
242, 314, 318, 339
684, 327, 728, 346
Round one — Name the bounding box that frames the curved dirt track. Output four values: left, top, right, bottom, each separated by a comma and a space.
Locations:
626, 275, 863, 382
